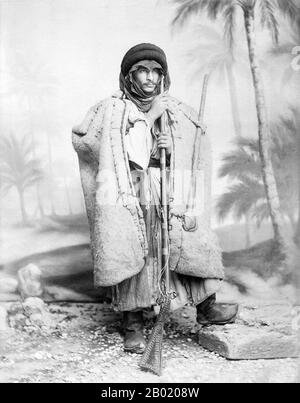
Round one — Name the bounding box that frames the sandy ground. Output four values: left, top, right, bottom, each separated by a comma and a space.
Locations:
0, 303, 298, 383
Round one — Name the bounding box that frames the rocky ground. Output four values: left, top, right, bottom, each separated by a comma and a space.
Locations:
0, 302, 298, 383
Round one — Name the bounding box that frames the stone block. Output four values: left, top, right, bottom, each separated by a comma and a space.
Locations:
198, 304, 299, 360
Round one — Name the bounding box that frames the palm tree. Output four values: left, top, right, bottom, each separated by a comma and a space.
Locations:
272, 117, 299, 229
217, 138, 266, 230
217, 131, 298, 236
31, 107, 62, 217
289, 109, 300, 244
267, 30, 300, 244
185, 24, 251, 244
3, 55, 59, 217
186, 24, 243, 137
172, 0, 300, 256
0, 134, 45, 224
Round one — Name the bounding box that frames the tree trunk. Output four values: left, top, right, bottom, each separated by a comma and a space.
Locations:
296, 190, 300, 243
80, 191, 86, 213
294, 110, 300, 244
227, 65, 243, 138
243, 9, 288, 256
63, 175, 73, 216
18, 188, 28, 225
27, 98, 45, 218
245, 212, 251, 249
287, 211, 297, 234
46, 129, 57, 216
32, 138, 45, 218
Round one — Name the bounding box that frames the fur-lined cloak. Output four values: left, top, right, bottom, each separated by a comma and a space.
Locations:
72, 92, 224, 287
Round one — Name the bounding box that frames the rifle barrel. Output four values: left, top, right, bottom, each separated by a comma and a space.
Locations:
159, 77, 170, 293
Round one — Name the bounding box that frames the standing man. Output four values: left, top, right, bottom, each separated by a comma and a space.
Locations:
73, 43, 238, 354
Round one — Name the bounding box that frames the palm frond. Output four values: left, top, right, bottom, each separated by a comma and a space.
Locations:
234, 136, 260, 152
217, 188, 240, 221
0, 133, 45, 193
218, 137, 261, 180
216, 179, 265, 221
252, 201, 270, 227
260, 0, 279, 44
219, 152, 261, 180
187, 50, 228, 78
276, 0, 300, 38
276, 0, 300, 22
172, 0, 234, 28
0, 171, 17, 185
0, 182, 14, 196
236, 0, 256, 12
206, 0, 231, 19
193, 23, 223, 42
172, 0, 206, 28
223, 4, 237, 49
185, 23, 235, 79
217, 115, 299, 226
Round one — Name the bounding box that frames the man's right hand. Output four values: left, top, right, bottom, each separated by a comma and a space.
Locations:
146, 94, 176, 127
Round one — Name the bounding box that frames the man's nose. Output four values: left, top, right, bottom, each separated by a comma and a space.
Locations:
147, 70, 154, 80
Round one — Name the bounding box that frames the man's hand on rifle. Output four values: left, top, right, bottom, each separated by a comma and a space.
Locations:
157, 132, 172, 155
145, 94, 177, 127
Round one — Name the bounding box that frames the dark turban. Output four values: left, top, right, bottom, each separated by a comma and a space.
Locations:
121, 43, 168, 77
119, 43, 171, 112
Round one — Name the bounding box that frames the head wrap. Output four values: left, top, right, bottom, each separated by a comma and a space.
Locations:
119, 43, 171, 112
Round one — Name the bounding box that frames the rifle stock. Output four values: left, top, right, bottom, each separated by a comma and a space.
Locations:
139, 298, 170, 376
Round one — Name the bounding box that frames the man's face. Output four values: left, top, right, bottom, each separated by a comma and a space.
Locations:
134, 65, 161, 94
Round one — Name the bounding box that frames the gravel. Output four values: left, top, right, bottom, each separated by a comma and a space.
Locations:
0, 302, 298, 383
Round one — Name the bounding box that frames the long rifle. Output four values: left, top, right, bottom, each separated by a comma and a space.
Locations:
139, 77, 175, 376
139, 75, 209, 376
